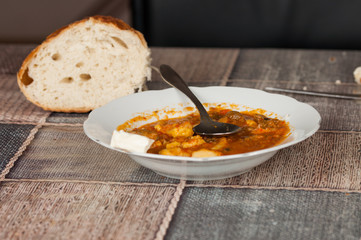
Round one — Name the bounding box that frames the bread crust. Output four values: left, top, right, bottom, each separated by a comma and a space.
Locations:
17, 16, 149, 113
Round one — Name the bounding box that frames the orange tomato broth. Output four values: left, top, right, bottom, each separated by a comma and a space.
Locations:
117, 105, 290, 157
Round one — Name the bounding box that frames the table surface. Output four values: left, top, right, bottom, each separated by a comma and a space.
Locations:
0, 44, 360, 240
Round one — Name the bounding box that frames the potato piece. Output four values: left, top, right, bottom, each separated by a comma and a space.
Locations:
166, 141, 181, 149
181, 135, 206, 148
191, 149, 221, 158
246, 119, 258, 128
159, 147, 190, 157
154, 124, 162, 132
152, 140, 163, 148
167, 121, 194, 137
211, 137, 228, 151
155, 121, 194, 138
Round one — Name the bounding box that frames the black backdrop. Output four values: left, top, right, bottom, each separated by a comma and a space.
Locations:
132, 0, 361, 50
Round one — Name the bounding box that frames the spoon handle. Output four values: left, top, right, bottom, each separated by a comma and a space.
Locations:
159, 65, 212, 122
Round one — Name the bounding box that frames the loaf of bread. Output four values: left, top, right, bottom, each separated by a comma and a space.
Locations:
17, 16, 151, 112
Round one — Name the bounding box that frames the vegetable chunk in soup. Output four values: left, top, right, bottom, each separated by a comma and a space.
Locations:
118, 107, 290, 157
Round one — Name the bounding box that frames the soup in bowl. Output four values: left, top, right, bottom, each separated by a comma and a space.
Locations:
84, 86, 321, 180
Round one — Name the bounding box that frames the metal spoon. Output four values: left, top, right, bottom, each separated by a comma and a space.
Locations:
159, 64, 241, 136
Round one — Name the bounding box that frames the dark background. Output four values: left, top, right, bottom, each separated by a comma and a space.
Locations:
2, 0, 361, 50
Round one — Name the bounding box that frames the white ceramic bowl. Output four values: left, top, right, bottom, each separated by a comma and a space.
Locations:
83, 87, 321, 180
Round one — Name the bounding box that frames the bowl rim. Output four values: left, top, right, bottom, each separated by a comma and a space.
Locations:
84, 86, 321, 162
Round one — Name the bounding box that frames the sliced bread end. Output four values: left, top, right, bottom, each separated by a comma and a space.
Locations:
17, 15, 151, 113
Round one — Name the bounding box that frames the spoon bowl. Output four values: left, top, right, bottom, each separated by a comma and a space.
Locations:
193, 120, 241, 136
159, 64, 241, 136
